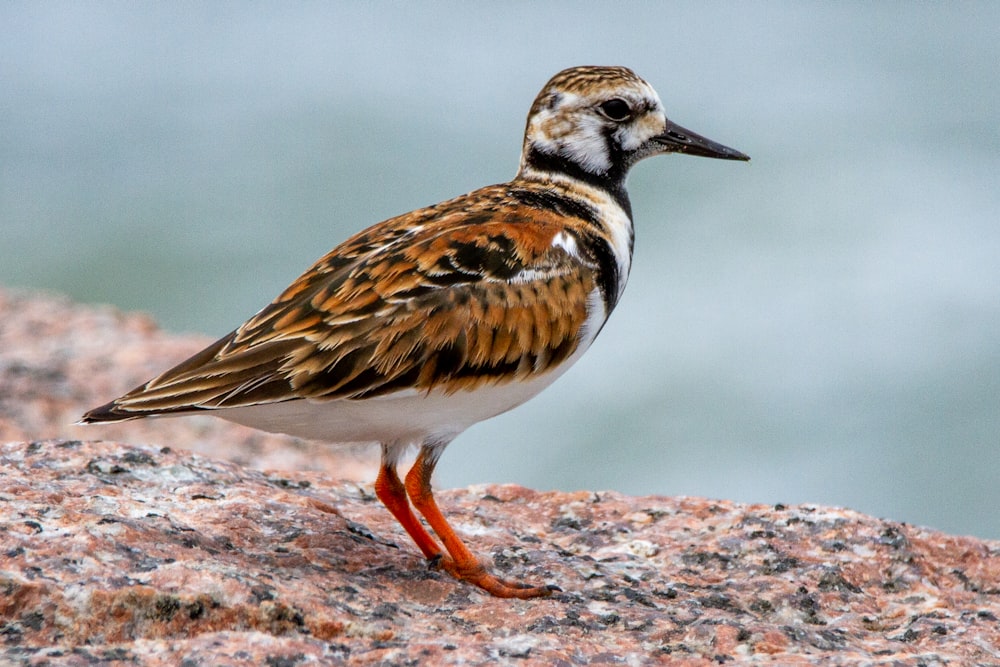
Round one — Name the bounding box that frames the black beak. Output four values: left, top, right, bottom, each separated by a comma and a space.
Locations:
653, 118, 750, 161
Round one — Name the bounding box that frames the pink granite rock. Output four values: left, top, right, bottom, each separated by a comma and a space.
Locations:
2, 439, 999, 665
2, 289, 999, 664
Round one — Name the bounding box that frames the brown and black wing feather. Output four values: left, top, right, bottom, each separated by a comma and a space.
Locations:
81, 184, 602, 423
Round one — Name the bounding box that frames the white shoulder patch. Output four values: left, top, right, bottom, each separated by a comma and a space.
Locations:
551, 230, 580, 257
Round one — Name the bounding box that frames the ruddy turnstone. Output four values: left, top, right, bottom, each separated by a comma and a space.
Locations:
81, 66, 749, 599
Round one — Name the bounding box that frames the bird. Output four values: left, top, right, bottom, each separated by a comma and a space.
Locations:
80, 66, 749, 599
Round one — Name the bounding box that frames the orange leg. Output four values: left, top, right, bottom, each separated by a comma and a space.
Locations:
403, 444, 557, 599
373, 455, 443, 561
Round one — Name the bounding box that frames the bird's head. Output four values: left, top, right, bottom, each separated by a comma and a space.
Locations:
519, 66, 749, 185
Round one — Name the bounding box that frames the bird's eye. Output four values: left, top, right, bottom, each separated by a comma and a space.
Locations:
597, 98, 632, 122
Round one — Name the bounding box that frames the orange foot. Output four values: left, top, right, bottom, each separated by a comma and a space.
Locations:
376, 444, 561, 599
432, 553, 559, 599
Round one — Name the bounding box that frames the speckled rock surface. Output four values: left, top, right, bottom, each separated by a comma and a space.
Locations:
2, 289, 1000, 665
3, 439, 999, 665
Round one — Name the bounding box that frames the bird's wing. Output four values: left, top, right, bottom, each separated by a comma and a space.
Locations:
81, 186, 603, 421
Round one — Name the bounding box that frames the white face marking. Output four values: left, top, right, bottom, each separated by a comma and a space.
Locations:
528, 92, 613, 173
613, 103, 666, 151
523, 81, 668, 177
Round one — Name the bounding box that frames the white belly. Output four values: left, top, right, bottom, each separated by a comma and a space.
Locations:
219, 289, 608, 447
215, 285, 608, 446
219, 359, 564, 445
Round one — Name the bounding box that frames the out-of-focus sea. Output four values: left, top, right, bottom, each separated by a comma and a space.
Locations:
4, 3, 998, 538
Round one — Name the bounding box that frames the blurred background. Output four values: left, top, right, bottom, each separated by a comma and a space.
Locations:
3, 3, 998, 539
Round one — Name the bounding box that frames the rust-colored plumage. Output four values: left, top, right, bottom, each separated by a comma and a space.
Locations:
82, 66, 749, 598
84, 184, 600, 415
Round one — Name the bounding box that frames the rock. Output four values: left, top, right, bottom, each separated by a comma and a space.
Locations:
2, 439, 999, 665
0, 287, 376, 478
2, 288, 999, 664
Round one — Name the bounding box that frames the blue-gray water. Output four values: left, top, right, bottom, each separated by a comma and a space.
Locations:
4, 4, 998, 539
